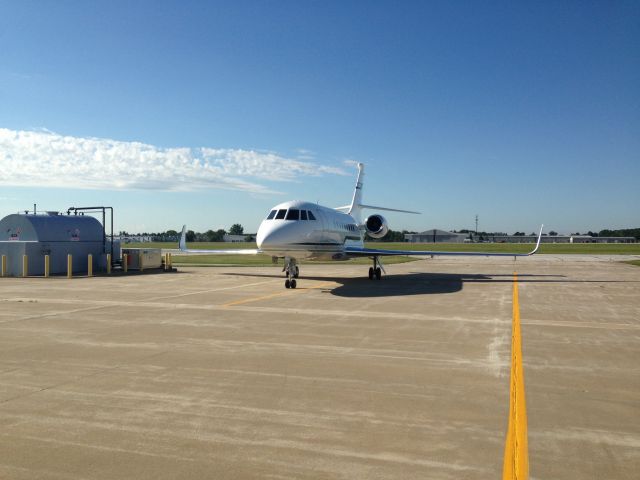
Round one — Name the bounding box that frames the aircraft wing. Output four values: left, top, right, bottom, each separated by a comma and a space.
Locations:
345, 225, 544, 257
178, 225, 261, 255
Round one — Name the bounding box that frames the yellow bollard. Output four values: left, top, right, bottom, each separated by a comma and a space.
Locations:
87, 254, 93, 277
44, 255, 50, 278
1, 255, 6, 277
106, 254, 111, 274
67, 254, 73, 279
22, 255, 28, 277
123, 253, 128, 273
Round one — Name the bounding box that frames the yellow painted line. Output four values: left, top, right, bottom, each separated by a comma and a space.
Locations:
223, 282, 334, 307
503, 272, 529, 480
223, 290, 293, 307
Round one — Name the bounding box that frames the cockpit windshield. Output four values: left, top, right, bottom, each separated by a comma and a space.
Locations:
266, 208, 317, 221
285, 209, 299, 220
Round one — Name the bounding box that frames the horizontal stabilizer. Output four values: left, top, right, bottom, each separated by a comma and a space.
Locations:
358, 204, 421, 214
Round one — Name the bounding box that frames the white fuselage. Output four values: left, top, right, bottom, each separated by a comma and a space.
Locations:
256, 200, 364, 260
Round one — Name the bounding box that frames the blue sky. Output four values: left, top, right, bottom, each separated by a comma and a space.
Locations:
1, 0, 638, 234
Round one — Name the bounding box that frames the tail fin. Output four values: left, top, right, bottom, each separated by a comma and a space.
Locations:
348, 163, 366, 221
335, 163, 420, 220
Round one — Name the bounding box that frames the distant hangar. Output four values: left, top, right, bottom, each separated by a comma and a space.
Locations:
404, 229, 468, 243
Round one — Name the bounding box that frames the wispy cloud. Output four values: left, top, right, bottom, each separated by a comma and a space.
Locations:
0, 128, 347, 193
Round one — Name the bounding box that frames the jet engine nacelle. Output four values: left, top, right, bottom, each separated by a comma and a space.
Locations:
364, 214, 389, 239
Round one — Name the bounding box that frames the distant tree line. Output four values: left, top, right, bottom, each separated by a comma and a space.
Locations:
597, 228, 640, 240
119, 225, 640, 243
119, 223, 255, 242
457, 228, 640, 240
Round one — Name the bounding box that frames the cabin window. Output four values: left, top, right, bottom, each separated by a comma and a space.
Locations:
266, 210, 276, 220
286, 209, 299, 220
308, 211, 316, 220
301, 210, 308, 220
275, 209, 287, 220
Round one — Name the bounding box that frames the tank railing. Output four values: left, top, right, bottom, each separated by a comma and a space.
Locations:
66, 206, 114, 269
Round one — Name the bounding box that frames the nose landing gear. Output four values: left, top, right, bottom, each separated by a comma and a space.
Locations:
284, 257, 298, 288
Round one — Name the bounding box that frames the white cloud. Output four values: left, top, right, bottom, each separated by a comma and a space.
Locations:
343, 159, 360, 167
0, 128, 347, 193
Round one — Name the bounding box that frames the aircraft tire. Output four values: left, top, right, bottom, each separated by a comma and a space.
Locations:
285, 279, 290, 289
375, 267, 382, 280
291, 279, 297, 289
368, 267, 374, 280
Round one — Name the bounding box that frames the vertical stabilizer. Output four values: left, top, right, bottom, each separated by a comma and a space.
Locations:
348, 163, 365, 221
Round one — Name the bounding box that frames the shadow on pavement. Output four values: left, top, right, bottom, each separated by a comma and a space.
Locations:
222, 272, 572, 298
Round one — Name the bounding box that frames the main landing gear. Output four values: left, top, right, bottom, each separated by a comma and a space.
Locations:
368, 256, 382, 280
283, 257, 299, 289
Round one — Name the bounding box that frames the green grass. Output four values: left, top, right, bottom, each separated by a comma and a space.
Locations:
624, 260, 640, 267
121, 241, 640, 266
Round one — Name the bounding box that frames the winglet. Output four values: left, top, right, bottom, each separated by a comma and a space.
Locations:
358, 204, 421, 214
528, 224, 544, 255
179, 225, 187, 251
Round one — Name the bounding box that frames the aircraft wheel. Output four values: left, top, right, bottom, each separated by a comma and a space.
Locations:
375, 267, 382, 280
285, 279, 290, 289
290, 279, 297, 289
368, 267, 374, 280
294, 266, 299, 278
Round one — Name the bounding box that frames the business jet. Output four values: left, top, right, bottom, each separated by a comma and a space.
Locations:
179, 163, 542, 288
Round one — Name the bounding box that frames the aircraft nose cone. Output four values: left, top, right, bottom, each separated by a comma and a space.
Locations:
256, 223, 290, 250
256, 227, 268, 248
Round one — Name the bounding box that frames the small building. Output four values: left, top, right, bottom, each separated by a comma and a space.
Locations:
0, 212, 115, 276
120, 235, 153, 243
404, 229, 469, 243
223, 234, 254, 243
